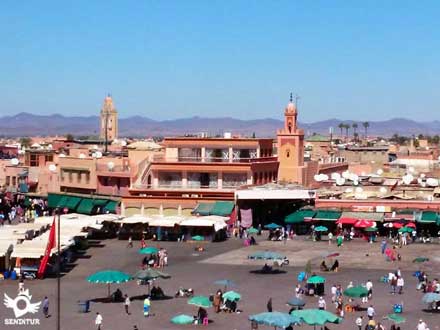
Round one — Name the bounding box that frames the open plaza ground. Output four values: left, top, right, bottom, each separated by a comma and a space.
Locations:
1, 235, 440, 330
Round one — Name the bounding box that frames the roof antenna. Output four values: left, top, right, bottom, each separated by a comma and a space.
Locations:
290, 92, 293, 103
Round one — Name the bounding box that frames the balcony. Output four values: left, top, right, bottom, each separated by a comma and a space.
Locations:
96, 164, 130, 177
153, 155, 277, 164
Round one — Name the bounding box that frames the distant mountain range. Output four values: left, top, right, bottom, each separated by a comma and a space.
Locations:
1, 112, 440, 137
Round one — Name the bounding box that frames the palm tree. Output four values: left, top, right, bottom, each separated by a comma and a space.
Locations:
352, 123, 358, 140
344, 124, 350, 138
362, 121, 370, 137
338, 123, 344, 137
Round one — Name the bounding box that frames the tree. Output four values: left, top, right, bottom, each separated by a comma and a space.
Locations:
352, 123, 358, 140
19, 137, 32, 148
362, 122, 370, 137
252, 132, 256, 138
344, 124, 350, 138
338, 123, 344, 136
65, 134, 74, 141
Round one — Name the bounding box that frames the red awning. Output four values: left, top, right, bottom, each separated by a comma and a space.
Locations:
336, 217, 358, 225
354, 220, 375, 228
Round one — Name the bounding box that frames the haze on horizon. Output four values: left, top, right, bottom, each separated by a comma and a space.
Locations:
1, 1, 440, 122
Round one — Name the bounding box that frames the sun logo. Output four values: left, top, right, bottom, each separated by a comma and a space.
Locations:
4, 289, 41, 318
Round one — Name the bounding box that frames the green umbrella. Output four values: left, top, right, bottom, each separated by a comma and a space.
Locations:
290, 309, 341, 328
138, 246, 159, 254
249, 312, 301, 329
343, 286, 368, 298
398, 227, 413, 233
413, 257, 429, 263
384, 313, 406, 324
134, 268, 170, 280
247, 227, 259, 234
265, 223, 281, 230
223, 290, 241, 302
192, 235, 205, 241
364, 227, 378, 232
314, 226, 328, 232
248, 251, 286, 260
171, 314, 194, 325
307, 275, 326, 284
87, 270, 133, 297
188, 295, 212, 308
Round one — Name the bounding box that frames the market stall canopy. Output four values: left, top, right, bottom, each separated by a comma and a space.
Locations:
313, 210, 341, 221
285, 210, 316, 224
417, 211, 438, 224
147, 215, 183, 227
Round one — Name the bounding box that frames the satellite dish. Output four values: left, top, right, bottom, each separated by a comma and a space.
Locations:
336, 177, 345, 186
350, 174, 359, 182
403, 174, 413, 185
420, 173, 426, 179
92, 145, 98, 150
377, 169, 384, 175
379, 187, 387, 194
91, 152, 97, 158
321, 174, 329, 181
331, 172, 341, 180
342, 171, 351, 179
79, 153, 86, 159
107, 161, 115, 170
18, 150, 25, 155
353, 180, 359, 186
48, 164, 57, 172
95, 151, 102, 158
47, 144, 53, 149
345, 188, 353, 193
10, 158, 19, 166
59, 153, 66, 158
120, 140, 127, 147
355, 187, 363, 193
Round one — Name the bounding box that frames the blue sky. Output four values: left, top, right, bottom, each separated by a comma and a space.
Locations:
1, 1, 440, 122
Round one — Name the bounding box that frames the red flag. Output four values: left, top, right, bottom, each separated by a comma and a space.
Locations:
390, 180, 399, 192
37, 216, 57, 279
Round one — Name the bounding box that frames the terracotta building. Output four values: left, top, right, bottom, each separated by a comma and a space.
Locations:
100, 95, 118, 141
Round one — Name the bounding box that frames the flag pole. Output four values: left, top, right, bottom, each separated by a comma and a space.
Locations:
57, 208, 61, 330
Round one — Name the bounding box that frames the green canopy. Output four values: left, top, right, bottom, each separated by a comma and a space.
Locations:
138, 247, 159, 254
413, 257, 429, 263
313, 210, 341, 221
223, 290, 241, 302
249, 312, 301, 328
384, 313, 406, 324
77, 198, 95, 214
290, 309, 341, 326
87, 270, 133, 284
171, 314, 194, 325
314, 226, 328, 232
418, 211, 437, 223
192, 235, 205, 241
134, 268, 170, 281
364, 227, 378, 232
211, 201, 234, 216
247, 227, 259, 234
93, 199, 109, 206
307, 275, 326, 284
57, 195, 69, 208
65, 196, 82, 210
193, 203, 214, 216
285, 210, 316, 224
265, 223, 281, 230
188, 295, 212, 308
104, 200, 119, 213
87, 270, 133, 297
343, 286, 368, 298
398, 227, 414, 233
47, 194, 63, 208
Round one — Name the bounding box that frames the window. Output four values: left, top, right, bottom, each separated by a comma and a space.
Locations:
12, 176, 16, 186
5, 176, 10, 186
68, 171, 73, 183
30, 154, 39, 167
45, 155, 53, 162
85, 172, 90, 184
286, 149, 290, 158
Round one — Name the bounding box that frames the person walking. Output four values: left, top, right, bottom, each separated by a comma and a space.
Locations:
124, 294, 131, 315
417, 319, 429, 330
266, 297, 272, 312
42, 296, 49, 318
366, 279, 373, 300
127, 236, 133, 248
318, 296, 326, 310
95, 312, 103, 330
143, 296, 151, 317
367, 305, 375, 320
355, 315, 363, 330
390, 274, 397, 294
328, 232, 333, 245
397, 276, 404, 294
381, 239, 387, 254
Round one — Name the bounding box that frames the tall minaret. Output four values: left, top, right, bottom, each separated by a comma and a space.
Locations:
100, 94, 118, 141
277, 93, 305, 184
